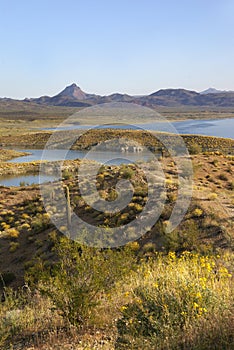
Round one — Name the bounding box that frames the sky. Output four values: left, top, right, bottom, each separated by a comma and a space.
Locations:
0, 0, 234, 99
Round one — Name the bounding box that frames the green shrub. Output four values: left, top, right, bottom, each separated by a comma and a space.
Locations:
26, 237, 136, 326
31, 213, 50, 233
189, 143, 202, 155
62, 169, 73, 180
9, 242, 20, 253
164, 220, 202, 253
120, 165, 135, 179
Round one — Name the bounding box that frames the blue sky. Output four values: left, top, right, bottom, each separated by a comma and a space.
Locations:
0, 0, 234, 98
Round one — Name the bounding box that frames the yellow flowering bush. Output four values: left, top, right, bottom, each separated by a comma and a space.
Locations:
208, 192, 218, 200
193, 208, 203, 217
6, 228, 20, 238
117, 252, 233, 349
21, 223, 31, 230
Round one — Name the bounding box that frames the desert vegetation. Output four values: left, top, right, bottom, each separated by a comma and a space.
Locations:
0, 144, 233, 349
0, 149, 29, 162
1, 128, 234, 155
0, 240, 233, 349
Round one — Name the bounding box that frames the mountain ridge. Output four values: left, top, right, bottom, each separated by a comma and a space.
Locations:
200, 87, 234, 95
3, 83, 234, 108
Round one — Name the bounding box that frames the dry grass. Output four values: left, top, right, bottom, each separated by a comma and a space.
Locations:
0, 250, 233, 349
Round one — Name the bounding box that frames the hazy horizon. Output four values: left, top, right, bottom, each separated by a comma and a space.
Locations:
1, 83, 234, 100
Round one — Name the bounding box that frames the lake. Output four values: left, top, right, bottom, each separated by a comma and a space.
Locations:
0, 174, 56, 187
2, 149, 155, 186
1, 117, 233, 187
8, 149, 154, 165
44, 117, 234, 140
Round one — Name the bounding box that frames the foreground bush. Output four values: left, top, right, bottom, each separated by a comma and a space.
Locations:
0, 245, 233, 349
116, 251, 233, 349
26, 236, 137, 326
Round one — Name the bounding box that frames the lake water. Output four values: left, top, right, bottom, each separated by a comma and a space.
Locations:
8, 149, 154, 165
168, 118, 234, 139
3, 149, 154, 186
44, 118, 234, 140
2, 117, 233, 187
0, 174, 56, 187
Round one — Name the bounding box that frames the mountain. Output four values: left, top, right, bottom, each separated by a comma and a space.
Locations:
25, 83, 101, 107
200, 88, 234, 95
58, 83, 90, 100
144, 89, 200, 107
3, 84, 234, 109
99, 93, 134, 104
136, 88, 234, 108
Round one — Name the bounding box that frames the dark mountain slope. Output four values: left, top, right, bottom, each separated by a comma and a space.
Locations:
2, 84, 234, 109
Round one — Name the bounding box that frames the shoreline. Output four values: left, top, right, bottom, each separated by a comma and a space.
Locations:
42, 115, 234, 129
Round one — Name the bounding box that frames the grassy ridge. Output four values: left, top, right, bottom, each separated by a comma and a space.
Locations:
0, 149, 29, 162
1, 129, 234, 155
71, 129, 234, 154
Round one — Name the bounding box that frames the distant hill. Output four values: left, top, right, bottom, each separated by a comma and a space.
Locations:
1, 84, 234, 109
138, 88, 234, 108
25, 83, 101, 107
200, 88, 234, 95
